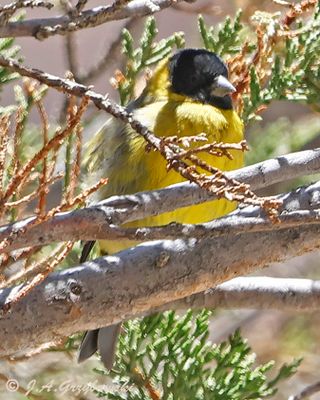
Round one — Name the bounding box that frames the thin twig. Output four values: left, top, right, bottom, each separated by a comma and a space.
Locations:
0, 116, 10, 198
0, 96, 88, 209
0, 246, 41, 272
0, 1, 53, 27
0, 0, 188, 39
0, 176, 108, 253
3, 173, 63, 208
2, 241, 74, 312
0, 150, 320, 251
164, 138, 249, 160
282, 0, 317, 27
0, 55, 281, 218
75, 0, 87, 13
0, 0, 53, 13
0, 98, 88, 251
11, 107, 24, 180
6, 108, 25, 219
35, 99, 49, 217
63, 94, 77, 199
69, 122, 82, 199
132, 367, 161, 400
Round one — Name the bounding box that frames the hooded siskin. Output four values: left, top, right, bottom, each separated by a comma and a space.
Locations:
78, 48, 244, 368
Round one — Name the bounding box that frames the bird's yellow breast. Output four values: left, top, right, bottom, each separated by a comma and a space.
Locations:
88, 97, 244, 254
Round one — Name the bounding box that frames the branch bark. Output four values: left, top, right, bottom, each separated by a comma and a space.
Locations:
0, 54, 317, 215
157, 277, 320, 313
1, 224, 320, 356
0, 0, 189, 39
2, 53, 320, 182
0, 1, 53, 27
1, 160, 320, 251
0, 37, 320, 359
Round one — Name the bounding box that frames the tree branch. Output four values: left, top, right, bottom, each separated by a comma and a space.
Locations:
1, 223, 320, 355
1, 54, 319, 190
156, 277, 320, 313
0, 0, 189, 39
1, 159, 320, 251
0, 54, 315, 217
0, 1, 53, 27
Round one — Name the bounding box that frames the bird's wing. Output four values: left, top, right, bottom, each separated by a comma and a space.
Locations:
84, 99, 242, 202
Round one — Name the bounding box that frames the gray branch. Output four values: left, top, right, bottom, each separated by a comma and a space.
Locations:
158, 277, 320, 313
0, 1, 53, 27
0, 0, 188, 39
1, 154, 320, 251
0, 35, 320, 358
1, 224, 320, 356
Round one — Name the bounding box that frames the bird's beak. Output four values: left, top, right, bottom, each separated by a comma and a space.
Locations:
211, 75, 236, 97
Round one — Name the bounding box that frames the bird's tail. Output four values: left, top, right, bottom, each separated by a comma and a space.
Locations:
78, 324, 121, 370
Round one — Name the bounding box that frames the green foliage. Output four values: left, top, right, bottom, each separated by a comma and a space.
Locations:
198, 10, 244, 56
0, 6, 316, 399
93, 311, 300, 399
0, 37, 21, 115
198, 7, 320, 124
242, 8, 320, 122
80, 10, 320, 398
118, 16, 185, 105
0, 37, 20, 88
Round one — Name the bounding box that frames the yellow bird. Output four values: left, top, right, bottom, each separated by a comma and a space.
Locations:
78, 48, 244, 369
